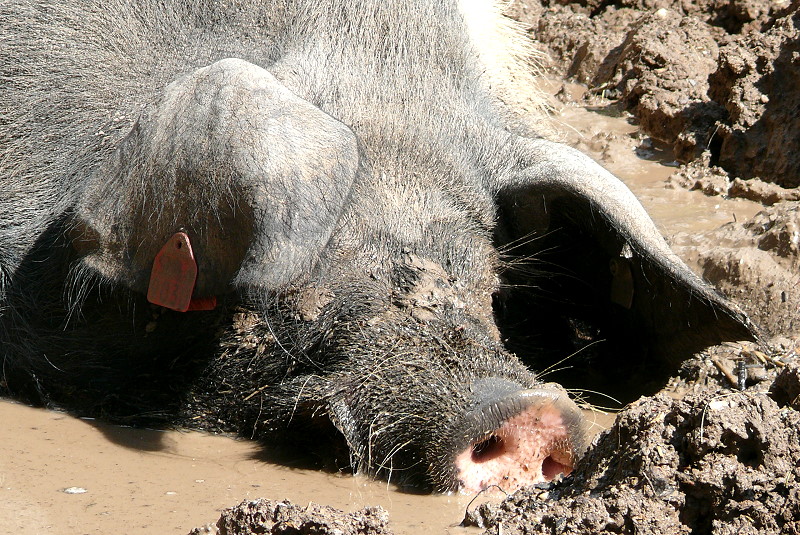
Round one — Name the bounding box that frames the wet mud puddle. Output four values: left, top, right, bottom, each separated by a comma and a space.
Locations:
545, 79, 761, 236
0, 401, 479, 535
0, 84, 764, 535
0, 400, 614, 535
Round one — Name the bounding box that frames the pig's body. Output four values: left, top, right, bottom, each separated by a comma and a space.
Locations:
0, 0, 754, 492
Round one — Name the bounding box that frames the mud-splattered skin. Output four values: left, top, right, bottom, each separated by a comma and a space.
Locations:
1, 1, 754, 492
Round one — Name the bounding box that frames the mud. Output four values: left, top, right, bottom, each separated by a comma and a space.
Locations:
517, 0, 800, 185
0, 400, 485, 535
673, 201, 800, 337
189, 499, 392, 535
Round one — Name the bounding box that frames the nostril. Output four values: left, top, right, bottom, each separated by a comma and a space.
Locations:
541, 454, 569, 481
471, 434, 505, 463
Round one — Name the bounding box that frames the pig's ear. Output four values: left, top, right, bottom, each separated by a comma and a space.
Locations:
492, 138, 758, 363
74, 58, 358, 296
212, 59, 361, 291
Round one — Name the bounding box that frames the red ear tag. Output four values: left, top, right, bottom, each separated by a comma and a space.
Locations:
147, 232, 198, 312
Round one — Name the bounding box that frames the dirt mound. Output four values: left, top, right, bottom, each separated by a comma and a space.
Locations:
672, 201, 800, 337
518, 0, 800, 186
465, 362, 800, 535
711, 8, 800, 187
189, 499, 392, 535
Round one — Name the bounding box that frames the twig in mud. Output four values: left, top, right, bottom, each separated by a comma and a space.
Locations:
465, 484, 509, 511
749, 350, 769, 366
710, 355, 738, 388
745, 348, 787, 368
587, 81, 615, 94
461, 485, 510, 529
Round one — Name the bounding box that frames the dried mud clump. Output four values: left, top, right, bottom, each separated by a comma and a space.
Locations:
518, 0, 800, 186
710, 7, 800, 187
674, 201, 800, 337
591, 11, 723, 163
189, 499, 393, 535
468, 369, 800, 535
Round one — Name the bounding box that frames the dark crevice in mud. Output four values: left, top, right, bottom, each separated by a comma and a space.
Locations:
679, 488, 714, 535
731, 424, 764, 468
706, 129, 723, 167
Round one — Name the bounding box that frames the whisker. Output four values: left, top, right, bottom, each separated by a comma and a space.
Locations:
536, 338, 607, 378
566, 389, 623, 408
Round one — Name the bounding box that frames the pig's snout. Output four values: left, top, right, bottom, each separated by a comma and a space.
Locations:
453, 380, 588, 493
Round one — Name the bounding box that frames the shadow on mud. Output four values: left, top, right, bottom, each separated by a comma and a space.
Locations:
77, 417, 173, 452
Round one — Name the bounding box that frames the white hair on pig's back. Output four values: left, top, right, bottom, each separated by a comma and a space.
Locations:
457, 0, 552, 132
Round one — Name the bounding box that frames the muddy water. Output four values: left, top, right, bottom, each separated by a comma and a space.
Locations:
0, 400, 483, 534
546, 81, 761, 236
0, 84, 761, 535
0, 400, 615, 535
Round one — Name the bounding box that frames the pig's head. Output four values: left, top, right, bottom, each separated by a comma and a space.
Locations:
64, 58, 756, 492
240, 243, 594, 492
321, 312, 590, 493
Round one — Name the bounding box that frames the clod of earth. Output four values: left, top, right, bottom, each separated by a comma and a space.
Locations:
188, 499, 393, 535
524, 0, 800, 186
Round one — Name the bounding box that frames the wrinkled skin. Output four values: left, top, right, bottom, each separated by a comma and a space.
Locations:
0, 0, 755, 492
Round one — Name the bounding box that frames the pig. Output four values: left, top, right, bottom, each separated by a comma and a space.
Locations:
0, 0, 755, 492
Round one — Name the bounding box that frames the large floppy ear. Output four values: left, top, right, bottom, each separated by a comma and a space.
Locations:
492, 137, 758, 371
72, 58, 358, 305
